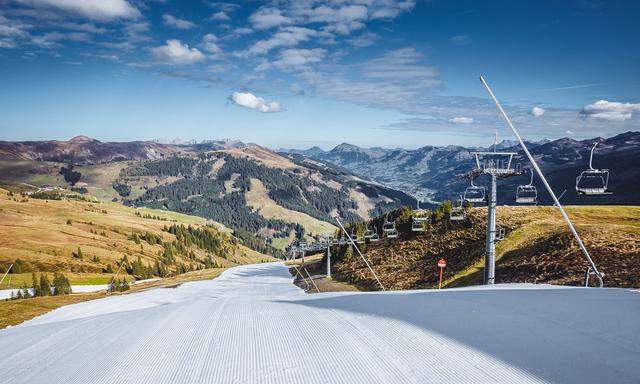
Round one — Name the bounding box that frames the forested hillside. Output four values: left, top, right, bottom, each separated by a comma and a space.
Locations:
116, 147, 414, 253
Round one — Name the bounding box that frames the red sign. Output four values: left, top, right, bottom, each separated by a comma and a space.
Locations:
437, 258, 446, 268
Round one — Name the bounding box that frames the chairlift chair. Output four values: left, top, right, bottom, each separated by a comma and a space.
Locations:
411, 199, 428, 232
495, 227, 506, 241
386, 228, 399, 238
350, 230, 365, 244
576, 143, 611, 195
363, 223, 376, 239
382, 214, 397, 233
463, 178, 486, 204
515, 170, 538, 204
369, 232, 380, 242
411, 219, 425, 232
449, 196, 466, 221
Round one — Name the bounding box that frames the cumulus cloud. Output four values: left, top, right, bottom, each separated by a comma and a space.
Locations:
15, 0, 139, 20
530, 106, 545, 117
162, 14, 196, 30
249, 8, 292, 30
228, 92, 283, 113
201, 33, 221, 55
580, 100, 640, 121
150, 39, 205, 65
449, 117, 474, 124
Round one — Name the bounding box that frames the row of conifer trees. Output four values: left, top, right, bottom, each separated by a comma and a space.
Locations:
9, 272, 72, 300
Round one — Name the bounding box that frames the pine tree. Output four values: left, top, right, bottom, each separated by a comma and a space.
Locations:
39, 274, 52, 296
53, 273, 72, 295
31, 272, 40, 297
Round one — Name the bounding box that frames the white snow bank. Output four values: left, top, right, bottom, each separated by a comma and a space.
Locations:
0, 284, 110, 299
1, 262, 638, 384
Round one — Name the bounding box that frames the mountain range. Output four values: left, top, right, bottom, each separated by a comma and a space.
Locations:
0, 137, 415, 255
282, 131, 640, 206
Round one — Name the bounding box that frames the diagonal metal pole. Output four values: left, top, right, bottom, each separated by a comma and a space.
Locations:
479, 75, 603, 287
302, 266, 321, 293
335, 217, 385, 291
0, 264, 13, 287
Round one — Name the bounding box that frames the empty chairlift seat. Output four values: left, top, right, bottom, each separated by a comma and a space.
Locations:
516, 170, 538, 204
464, 179, 486, 204
576, 142, 612, 195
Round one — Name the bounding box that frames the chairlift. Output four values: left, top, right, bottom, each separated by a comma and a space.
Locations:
411, 219, 425, 232
463, 178, 486, 204
382, 213, 396, 233
369, 232, 380, 242
386, 228, 399, 238
515, 170, 538, 204
449, 196, 466, 221
350, 229, 365, 244
363, 223, 376, 239
411, 199, 428, 232
495, 227, 506, 241
576, 142, 611, 195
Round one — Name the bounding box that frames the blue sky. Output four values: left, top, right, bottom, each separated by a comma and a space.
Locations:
0, 0, 639, 149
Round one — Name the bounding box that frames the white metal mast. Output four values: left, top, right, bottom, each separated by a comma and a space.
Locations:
479, 75, 603, 287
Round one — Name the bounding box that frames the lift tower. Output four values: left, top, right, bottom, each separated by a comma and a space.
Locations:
470, 149, 519, 284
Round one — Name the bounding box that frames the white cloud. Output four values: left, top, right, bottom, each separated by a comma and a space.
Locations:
210, 11, 230, 21
54, 21, 106, 34
249, 8, 292, 30
270, 48, 326, 70
0, 14, 30, 48
150, 39, 205, 65
162, 14, 196, 30
201, 33, 221, 55
580, 100, 640, 121
449, 117, 474, 124
228, 91, 283, 113
531, 106, 546, 117
245, 26, 316, 56
362, 48, 438, 80
15, 0, 139, 20
31, 31, 90, 48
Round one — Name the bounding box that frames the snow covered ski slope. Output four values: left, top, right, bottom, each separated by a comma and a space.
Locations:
1, 262, 639, 384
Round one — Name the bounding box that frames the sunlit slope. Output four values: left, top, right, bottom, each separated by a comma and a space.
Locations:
0, 189, 274, 287
245, 178, 336, 237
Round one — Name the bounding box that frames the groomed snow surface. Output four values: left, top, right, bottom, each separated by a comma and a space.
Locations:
1, 262, 639, 384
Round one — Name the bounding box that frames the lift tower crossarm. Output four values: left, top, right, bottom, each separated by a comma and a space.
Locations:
479, 75, 603, 287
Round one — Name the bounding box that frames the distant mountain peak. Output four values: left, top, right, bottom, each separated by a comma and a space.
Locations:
69, 135, 98, 143
332, 143, 360, 152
